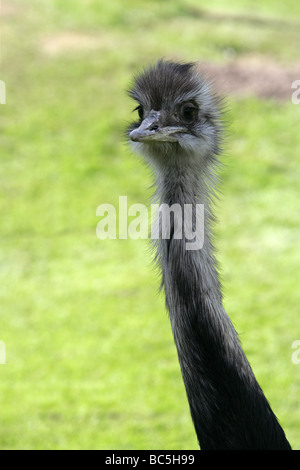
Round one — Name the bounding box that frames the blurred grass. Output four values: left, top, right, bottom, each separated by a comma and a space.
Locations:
0, 0, 300, 449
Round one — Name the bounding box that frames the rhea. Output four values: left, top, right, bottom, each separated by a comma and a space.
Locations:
127, 59, 291, 450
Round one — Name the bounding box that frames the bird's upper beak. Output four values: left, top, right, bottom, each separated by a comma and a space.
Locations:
129, 110, 186, 142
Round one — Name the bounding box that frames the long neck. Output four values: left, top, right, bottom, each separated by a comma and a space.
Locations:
152, 154, 291, 450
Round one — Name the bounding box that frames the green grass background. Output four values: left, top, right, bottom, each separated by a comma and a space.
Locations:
0, 0, 300, 449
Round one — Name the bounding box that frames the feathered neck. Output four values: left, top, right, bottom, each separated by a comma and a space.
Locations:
146, 147, 291, 450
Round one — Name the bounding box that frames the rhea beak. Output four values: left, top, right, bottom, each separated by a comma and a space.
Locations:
129, 110, 186, 142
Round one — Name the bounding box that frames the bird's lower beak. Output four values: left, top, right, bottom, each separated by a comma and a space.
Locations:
130, 111, 185, 143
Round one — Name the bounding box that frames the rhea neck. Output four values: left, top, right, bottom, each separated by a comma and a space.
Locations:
145, 143, 291, 450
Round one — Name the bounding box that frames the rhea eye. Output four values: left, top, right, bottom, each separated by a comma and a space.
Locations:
181, 104, 197, 123
134, 105, 144, 120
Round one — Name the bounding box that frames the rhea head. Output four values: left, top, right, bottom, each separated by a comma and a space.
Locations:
127, 59, 223, 167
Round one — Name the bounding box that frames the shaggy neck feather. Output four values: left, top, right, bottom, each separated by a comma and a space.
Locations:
149, 148, 291, 450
